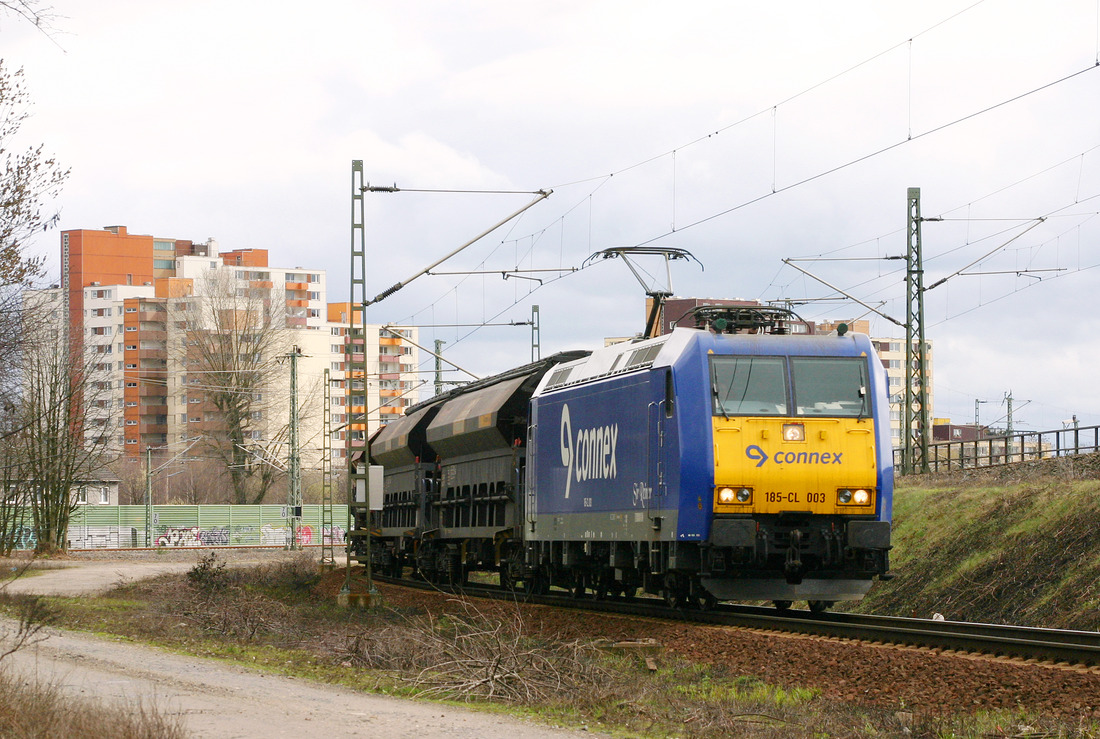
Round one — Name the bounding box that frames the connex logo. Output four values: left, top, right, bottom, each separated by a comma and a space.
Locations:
560, 404, 618, 499
745, 444, 843, 468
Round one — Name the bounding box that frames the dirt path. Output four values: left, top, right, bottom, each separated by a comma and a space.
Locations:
1, 554, 596, 738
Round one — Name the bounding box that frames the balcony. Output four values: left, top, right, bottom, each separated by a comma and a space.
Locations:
286, 299, 309, 308
285, 281, 308, 291
249, 280, 274, 289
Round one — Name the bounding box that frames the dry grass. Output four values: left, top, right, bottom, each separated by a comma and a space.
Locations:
0, 668, 185, 739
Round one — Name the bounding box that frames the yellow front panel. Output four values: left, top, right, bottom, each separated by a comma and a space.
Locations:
713, 416, 877, 514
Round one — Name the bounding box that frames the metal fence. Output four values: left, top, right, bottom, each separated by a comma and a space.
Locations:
9, 505, 349, 551
893, 425, 1100, 475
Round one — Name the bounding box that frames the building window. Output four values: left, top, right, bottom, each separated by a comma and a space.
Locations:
99, 487, 110, 504
76, 487, 87, 504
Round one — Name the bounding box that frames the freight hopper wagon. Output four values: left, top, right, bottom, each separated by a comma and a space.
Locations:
522, 314, 893, 610
365, 352, 590, 583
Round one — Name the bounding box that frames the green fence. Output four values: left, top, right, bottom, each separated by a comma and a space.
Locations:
11, 505, 349, 550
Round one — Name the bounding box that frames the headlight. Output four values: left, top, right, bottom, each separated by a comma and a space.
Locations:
782, 423, 805, 442
837, 488, 872, 505
717, 487, 752, 505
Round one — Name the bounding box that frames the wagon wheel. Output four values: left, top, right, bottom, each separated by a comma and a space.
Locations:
499, 564, 516, 592
694, 589, 718, 611
593, 572, 613, 601
662, 573, 687, 609
773, 600, 793, 611
571, 573, 587, 599
808, 600, 834, 614
524, 570, 548, 596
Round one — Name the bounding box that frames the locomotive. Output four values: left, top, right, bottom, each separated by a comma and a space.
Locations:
360, 306, 892, 611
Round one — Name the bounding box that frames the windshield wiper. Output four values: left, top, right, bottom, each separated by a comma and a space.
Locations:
711, 367, 729, 420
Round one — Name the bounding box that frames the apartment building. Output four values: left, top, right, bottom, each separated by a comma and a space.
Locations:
59, 226, 419, 466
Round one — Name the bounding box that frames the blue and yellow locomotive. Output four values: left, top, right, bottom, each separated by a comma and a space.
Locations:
364, 306, 892, 610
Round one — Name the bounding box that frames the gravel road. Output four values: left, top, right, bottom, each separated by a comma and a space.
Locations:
0, 550, 597, 739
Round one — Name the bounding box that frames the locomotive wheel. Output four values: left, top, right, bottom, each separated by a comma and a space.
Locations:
808, 600, 834, 614
695, 590, 718, 611
572, 574, 587, 599
773, 600, 793, 611
499, 566, 515, 591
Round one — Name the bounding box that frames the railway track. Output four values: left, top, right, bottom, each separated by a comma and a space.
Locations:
373, 574, 1100, 668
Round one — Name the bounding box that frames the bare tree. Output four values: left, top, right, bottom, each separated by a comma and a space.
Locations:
0, 1, 59, 34
173, 271, 293, 505
0, 60, 67, 288
9, 291, 112, 554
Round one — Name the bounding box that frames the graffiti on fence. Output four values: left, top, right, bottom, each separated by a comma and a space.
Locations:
260, 524, 286, 546
12, 526, 37, 551
156, 526, 203, 547
200, 527, 230, 546
324, 525, 346, 546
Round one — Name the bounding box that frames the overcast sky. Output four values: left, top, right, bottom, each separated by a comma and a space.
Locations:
5, 1, 1099, 432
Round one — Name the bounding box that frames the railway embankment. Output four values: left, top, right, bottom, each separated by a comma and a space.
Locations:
850, 451, 1100, 630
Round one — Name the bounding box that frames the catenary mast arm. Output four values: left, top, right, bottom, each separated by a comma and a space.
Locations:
365, 190, 552, 306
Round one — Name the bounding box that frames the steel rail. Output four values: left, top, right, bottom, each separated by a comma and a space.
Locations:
374, 575, 1100, 667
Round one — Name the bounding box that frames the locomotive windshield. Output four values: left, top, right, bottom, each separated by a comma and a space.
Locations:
710, 355, 869, 418
791, 357, 869, 418
710, 356, 789, 416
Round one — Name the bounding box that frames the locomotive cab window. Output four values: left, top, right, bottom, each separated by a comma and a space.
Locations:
710, 356, 788, 416
791, 357, 869, 417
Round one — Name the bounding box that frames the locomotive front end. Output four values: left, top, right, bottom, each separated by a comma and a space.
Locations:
700, 334, 892, 607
